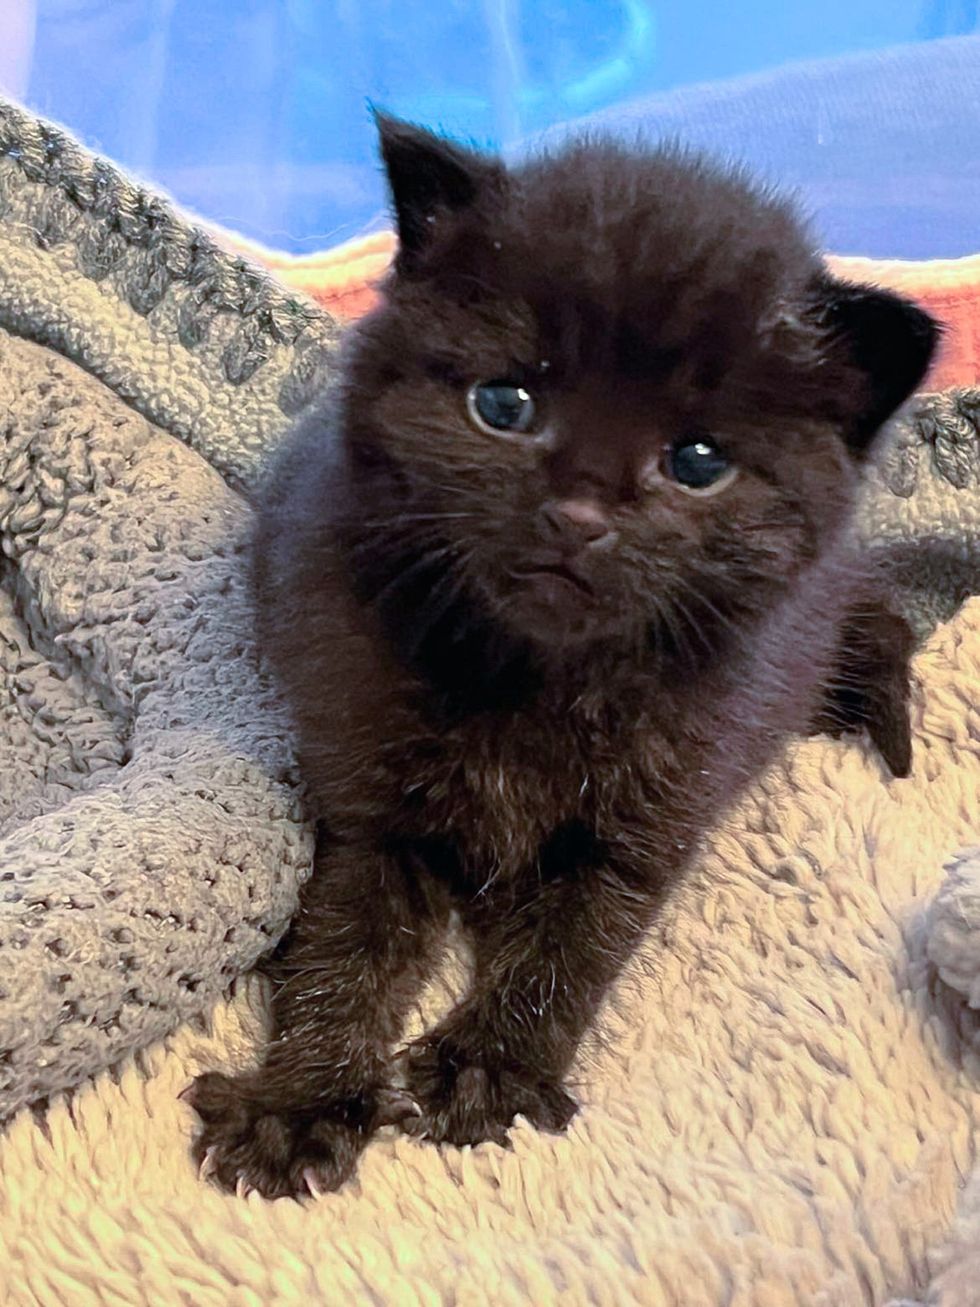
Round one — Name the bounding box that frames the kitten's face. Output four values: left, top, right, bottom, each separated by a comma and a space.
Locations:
339, 120, 937, 655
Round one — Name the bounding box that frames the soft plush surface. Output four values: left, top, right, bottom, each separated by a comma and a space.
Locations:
1, 97, 979, 1305
1, 603, 978, 1306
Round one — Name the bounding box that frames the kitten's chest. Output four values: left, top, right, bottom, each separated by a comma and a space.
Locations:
392, 693, 683, 872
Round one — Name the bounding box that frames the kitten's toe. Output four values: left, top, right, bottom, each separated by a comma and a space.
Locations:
403, 1038, 578, 1147
373, 1085, 422, 1125
183, 1071, 368, 1200
511, 1075, 579, 1133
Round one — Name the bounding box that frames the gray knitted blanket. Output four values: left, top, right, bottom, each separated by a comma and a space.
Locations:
0, 94, 977, 1136
0, 98, 343, 1119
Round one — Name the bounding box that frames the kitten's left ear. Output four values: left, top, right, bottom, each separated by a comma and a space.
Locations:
815, 275, 941, 453
373, 110, 505, 269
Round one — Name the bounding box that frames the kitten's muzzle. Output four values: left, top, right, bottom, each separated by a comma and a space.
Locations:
507, 560, 596, 599
537, 498, 618, 552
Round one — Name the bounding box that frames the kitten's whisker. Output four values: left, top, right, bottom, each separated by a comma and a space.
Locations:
400, 545, 481, 659
339, 524, 467, 554
672, 576, 747, 644
352, 511, 478, 529
662, 593, 712, 664
364, 540, 463, 615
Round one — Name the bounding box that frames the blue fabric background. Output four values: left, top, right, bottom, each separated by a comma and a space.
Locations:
539, 37, 980, 259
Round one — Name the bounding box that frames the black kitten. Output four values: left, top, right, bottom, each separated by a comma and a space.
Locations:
186, 115, 938, 1198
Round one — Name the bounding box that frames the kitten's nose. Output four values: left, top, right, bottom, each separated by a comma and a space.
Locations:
539, 498, 615, 549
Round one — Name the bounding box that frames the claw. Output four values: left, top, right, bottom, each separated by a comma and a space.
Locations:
393, 1041, 430, 1063
402, 1114, 429, 1139
198, 1147, 217, 1181
304, 1168, 325, 1200
177, 1082, 196, 1105
375, 1087, 423, 1126
235, 1174, 253, 1200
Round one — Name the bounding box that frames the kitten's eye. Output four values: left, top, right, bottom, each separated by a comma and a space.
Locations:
664, 438, 737, 496
467, 381, 537, 436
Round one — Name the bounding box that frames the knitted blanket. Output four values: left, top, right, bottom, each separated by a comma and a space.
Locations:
0, 98, 978, 1305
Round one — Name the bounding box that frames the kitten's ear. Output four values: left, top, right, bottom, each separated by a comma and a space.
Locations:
373, 111, 504, 267
814, 275, 941, 453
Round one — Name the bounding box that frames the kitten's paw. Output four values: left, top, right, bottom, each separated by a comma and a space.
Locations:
182, 1071, 380, 1199
402, 1039, 577, 1147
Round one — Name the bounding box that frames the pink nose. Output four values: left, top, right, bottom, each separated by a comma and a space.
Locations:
540, 498, 613, 545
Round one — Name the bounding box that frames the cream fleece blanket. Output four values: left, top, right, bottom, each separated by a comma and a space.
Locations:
0, 98, 978, 1306
1, 605, 978, 1306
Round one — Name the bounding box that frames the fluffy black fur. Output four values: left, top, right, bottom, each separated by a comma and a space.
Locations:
185, 116, 939, 1198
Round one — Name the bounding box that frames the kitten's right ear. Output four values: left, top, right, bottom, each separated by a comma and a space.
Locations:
373, 110, 504, 267
810, 274, 941, 454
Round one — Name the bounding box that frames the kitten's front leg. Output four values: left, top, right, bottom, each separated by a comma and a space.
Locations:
185, 833, 442, 1198
404, 828, 664, 1147
810, 595, 916, 777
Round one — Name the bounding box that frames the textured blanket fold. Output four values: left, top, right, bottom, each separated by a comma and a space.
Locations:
0, 97, 979, 1306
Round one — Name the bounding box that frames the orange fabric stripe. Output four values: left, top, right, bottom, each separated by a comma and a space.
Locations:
218, 228, 980, 390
